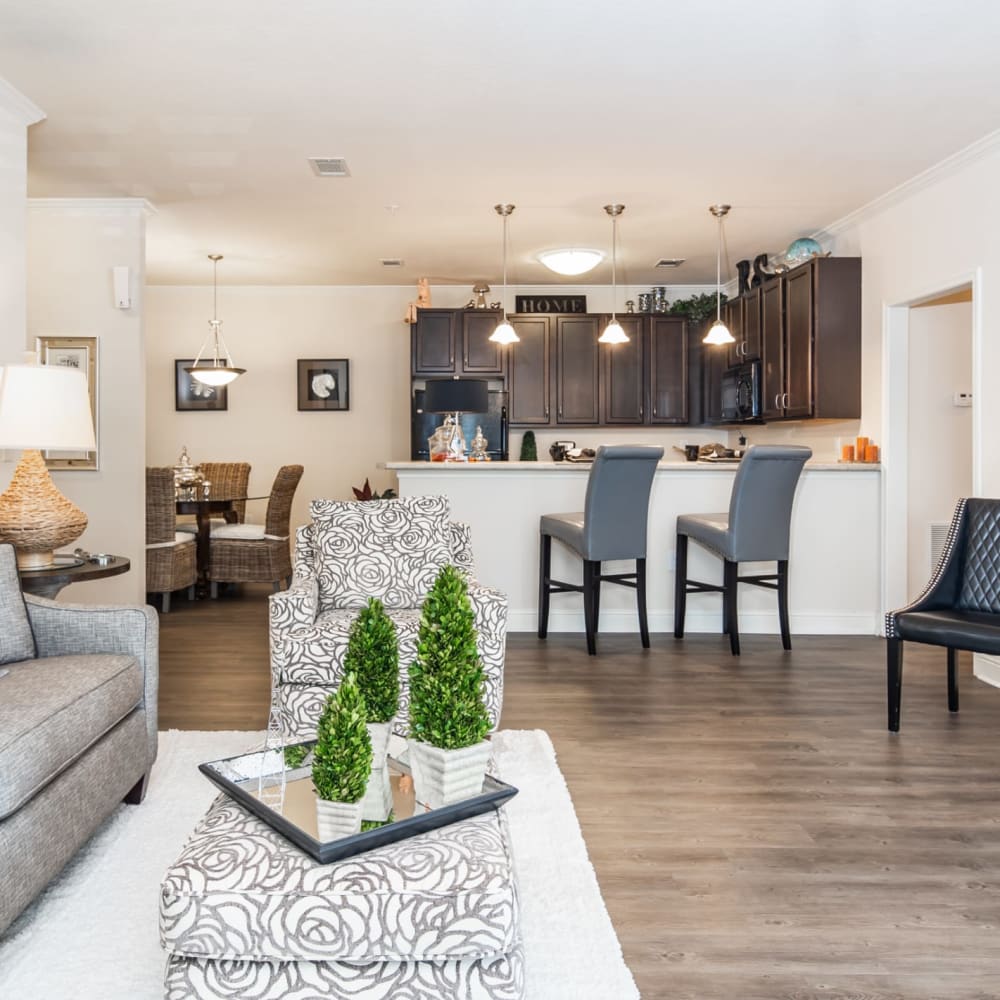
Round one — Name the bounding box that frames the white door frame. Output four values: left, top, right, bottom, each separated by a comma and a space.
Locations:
880, 268, 983, 624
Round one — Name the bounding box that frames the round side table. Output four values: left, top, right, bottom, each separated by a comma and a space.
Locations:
19, 555, 131, 599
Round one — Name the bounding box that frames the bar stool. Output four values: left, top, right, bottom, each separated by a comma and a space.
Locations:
673, 444, 811, 655
538, 445, 664, 655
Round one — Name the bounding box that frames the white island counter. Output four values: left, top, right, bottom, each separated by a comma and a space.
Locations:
385, 460, 882, 636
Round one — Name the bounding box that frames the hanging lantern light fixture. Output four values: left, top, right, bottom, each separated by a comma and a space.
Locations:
702, 204, 736, 346
598, 204, 629, 345
489, 204, 519, 345
185, 254, 246, 386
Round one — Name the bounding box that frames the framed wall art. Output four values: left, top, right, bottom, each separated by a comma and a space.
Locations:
298, 359, 349, 411
175, 359, 228, 411
35, 336, 99, 470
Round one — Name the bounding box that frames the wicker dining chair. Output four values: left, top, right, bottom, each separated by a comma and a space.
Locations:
207, 465, 304, 594
146, 467, 196, 612
177, 461, 251, 535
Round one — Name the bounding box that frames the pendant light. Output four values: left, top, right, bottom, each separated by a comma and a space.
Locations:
489, 204, 519, 345
598, 204, 629, 344
185, 254, 246, 386
703, 204, 736, 346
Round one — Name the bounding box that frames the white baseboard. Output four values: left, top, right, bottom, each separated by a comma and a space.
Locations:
507, 608, 880, 635
973, 654, 1000, 688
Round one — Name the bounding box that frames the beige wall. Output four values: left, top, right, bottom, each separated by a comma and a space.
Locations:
26, 199, 149, 603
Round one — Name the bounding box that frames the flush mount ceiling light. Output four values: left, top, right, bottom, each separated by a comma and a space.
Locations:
185, 254, 246, 387
489, 204, 519, 345
703, 204, 736, 346
598, 205, 629, 345
537, 248, 605, 276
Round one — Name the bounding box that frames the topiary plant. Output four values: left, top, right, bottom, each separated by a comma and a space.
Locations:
311, 672, 373, 803
519, 431, 537, 461
409, 564, 491, 750
344, 598, 399, 724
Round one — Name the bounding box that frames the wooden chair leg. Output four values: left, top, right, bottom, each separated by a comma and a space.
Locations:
583, 560, 597, 656
592, 560, 602, 637
725, 560, 741, 656
887, 636, 903, 732
210, 581, 219, 600
636, 558, 650, 648
947, 647, 959, 713
538, 533, 552, 639
161, 592, 171, 614
673, 534, 688, 639
777, 559, 791, 650
123, 772, 150, 805
187, 585, 195, 601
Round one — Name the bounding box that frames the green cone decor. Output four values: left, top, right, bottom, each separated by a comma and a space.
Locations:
345, 597, 399, 725
312, 672, 373, 804
519, 431, 537, 461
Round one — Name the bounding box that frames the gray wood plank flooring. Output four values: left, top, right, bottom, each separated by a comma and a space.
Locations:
159, 586, 1000, 999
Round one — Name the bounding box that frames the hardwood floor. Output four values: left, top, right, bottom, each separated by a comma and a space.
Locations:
160, 586, 1000, 999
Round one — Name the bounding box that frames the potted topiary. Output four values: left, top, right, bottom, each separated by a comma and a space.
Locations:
311, 672, 373, 839
345, 597, 399, 821
519, 430, 537, 461
408, 564, 492, 809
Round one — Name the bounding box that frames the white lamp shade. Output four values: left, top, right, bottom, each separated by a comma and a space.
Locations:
489, 320, 520, 345
0, 365, 96, 450
703, 321, 736, 346
188, 366, 244, 386
537, 249, 605, 276
598, 319, 629, 344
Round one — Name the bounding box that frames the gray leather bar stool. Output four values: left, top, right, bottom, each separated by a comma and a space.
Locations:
673, 444, 811, 655
538, 445, 664, 655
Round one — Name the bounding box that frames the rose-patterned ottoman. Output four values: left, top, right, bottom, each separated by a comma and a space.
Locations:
160, 796, 523, 1000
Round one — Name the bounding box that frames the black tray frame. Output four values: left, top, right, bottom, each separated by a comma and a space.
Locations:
199, 745, 518, 865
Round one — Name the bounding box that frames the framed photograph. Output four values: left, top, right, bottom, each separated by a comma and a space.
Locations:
36, 336, 99, 470
298, 359, 349, 411
175, 360, 228, 411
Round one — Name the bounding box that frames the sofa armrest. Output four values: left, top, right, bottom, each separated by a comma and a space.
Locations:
468, 581, 508, 638
269, 576, 319, 634
24, 595, 159, 766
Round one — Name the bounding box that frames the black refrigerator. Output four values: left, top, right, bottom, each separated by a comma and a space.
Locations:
410, 388, 509, 461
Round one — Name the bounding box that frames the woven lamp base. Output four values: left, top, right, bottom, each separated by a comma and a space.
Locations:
0, 449, 88, 569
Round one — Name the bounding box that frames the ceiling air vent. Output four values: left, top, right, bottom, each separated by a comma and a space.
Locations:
380, 258, 405, 267
308, 157, 350, 177
655, 258, 686, 268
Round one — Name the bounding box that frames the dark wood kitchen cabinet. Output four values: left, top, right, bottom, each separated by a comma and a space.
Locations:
649, 316, 688, 423
725, 296, 744, 366
555, 316, 600, 424
412, 309, 506, 377
601, 316, 645, 424
782, 265, 814, 418
507, 316, 550, 425
761, 279, 784, 420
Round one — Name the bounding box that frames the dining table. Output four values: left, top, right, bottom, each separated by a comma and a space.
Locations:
176, 495, 267, 595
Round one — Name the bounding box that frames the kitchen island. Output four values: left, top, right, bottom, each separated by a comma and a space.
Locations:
384, 460, 882, 636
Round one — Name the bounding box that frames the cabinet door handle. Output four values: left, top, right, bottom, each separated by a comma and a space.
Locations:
774, 394, 782, 409
782, 392, 790, 408
653, 406, 658, 416
558, 406, 563, 417
545, 406, 549, 418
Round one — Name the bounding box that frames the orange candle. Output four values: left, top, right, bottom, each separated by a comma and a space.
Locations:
841, 444, 855, 462
865, 444, 879, 463
856, 436, 869, 459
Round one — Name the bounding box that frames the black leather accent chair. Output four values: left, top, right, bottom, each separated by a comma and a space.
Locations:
674, 444, 812, 655
538, 445, 663, 656
886, 497, 1000, 732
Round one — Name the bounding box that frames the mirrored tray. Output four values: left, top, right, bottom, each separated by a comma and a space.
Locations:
199, 741, 518, 864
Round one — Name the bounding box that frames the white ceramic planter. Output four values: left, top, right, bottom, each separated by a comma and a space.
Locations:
315, 798, 363, 841
366, 721, 392, 768
359, 721, 394, 821
409, 739, 491, 810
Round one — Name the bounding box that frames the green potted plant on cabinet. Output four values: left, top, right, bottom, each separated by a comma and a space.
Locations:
408, 564, 492, 809
345, 597, 400, 821
311, 672, 373, 839
519, 430, 537, 461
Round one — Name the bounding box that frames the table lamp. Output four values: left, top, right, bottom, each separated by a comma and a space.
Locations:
0, 364, 96, 569
423, 378, 489, 462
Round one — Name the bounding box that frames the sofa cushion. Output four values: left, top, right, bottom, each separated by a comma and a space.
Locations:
0, 544, 35, 665
308, 496, 451, 610
0, 652, 142, 819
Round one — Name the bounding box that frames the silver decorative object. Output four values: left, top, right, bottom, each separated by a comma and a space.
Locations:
625, 300, 635, 314
638, 293, 652, 313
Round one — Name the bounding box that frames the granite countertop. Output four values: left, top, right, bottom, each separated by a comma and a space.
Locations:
384, 460, 880, 472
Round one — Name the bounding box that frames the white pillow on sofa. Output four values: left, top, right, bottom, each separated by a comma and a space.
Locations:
308, 496, 451, 610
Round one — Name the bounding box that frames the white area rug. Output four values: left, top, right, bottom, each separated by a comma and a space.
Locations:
0, 729, 638, 1000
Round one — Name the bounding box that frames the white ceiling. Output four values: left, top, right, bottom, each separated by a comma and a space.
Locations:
2, 0, 1000, 287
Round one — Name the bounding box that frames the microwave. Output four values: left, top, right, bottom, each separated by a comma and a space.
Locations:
720, 360, 762, 422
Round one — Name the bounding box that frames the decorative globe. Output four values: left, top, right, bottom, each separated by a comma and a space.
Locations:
785, 237, 823, 265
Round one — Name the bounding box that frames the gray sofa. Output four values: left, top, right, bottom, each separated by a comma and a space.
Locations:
0, 543, 158, 936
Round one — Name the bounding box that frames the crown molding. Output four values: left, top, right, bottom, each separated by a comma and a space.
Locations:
27, 197, 157, 217
0, 77, 44, 127
814, 127, 1000, 241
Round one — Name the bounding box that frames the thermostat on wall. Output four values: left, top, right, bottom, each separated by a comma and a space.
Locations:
953, 391, 973, 407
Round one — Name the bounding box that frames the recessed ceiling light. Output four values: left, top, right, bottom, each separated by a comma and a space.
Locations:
308, 157, 350, 177
537, 249, 605, 276
655, 258, 686, 268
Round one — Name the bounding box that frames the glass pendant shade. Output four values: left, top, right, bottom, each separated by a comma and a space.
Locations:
186, 255, 246, 385
598, 319, 629, 345
537, 248, 605, 276
488, 203, 520, 345
703, 204, 736, 346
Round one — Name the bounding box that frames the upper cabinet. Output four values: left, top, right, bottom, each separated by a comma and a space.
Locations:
649, 316, 687, 424
602, 316, 645, 425
555, 316, 601, 424
508, 316, 550, 425
412, 309, 505, 377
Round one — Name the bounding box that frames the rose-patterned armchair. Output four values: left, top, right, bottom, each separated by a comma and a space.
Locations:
268, 496, 507, 742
